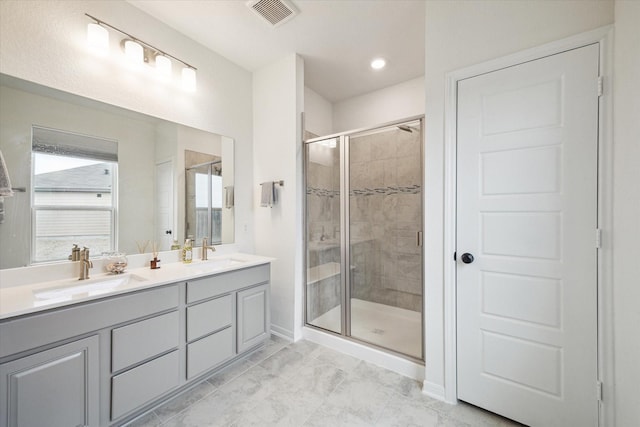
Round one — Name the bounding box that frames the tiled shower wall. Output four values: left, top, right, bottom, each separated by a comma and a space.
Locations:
349, 128, 422, 312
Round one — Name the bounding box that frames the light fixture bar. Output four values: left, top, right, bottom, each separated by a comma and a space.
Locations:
85, 13, 196, 71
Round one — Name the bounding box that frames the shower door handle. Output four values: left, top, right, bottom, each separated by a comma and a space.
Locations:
417, 231, 423, 247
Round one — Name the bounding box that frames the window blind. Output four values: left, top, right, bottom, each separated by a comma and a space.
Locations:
32, 126, 118, 162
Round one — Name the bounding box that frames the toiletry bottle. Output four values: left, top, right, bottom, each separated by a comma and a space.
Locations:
182, 238, 193, 264
171, 240, 180, 250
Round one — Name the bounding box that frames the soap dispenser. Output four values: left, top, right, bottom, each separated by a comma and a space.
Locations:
182, 238, 193, 264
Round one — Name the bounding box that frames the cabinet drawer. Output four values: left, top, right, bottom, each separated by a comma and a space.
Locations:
111, 350, 179, 420
186, 264, 269, 303
187, 294, 232, 342
112, 311, 179, 372
187, 327, 233, 379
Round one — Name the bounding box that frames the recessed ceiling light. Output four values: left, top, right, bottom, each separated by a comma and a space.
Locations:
370, 58, 386, 70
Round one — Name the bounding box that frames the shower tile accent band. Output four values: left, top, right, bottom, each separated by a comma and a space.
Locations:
307, 184, 421, 197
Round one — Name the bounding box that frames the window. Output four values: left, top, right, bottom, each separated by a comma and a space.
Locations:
31, 126, 117, 263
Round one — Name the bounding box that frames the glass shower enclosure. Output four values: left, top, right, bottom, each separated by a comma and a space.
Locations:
305, 118, 424, 360
185, 154, 223, 246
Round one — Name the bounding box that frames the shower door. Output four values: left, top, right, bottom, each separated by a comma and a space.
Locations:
305, 118, 424, 360
347, 121, 423, 359
305, 136, 343, 334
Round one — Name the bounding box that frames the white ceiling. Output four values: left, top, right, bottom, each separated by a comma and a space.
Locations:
127, 0, 425, 103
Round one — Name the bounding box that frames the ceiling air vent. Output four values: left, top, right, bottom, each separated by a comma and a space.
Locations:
247, 0, 299, 28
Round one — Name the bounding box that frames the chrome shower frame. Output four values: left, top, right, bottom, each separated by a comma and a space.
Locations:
303, 115, 425, 362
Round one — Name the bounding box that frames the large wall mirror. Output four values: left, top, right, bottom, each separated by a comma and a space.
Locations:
0, 74, 234, 269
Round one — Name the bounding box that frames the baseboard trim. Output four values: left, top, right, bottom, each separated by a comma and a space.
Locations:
422, 380, 449, 402
270, 324, 294, 341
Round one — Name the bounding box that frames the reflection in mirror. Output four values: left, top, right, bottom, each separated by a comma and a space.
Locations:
0, 74, 234, 269
32, 126, 118, 263
185, 150, 222, 246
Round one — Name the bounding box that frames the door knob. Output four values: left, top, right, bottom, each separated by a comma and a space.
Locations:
461, 253, 474, 264
165, 230, 172, 235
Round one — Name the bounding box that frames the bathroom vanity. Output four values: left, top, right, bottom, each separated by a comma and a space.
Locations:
0, 254, 272, 427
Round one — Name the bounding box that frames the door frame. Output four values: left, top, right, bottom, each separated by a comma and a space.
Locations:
442, 25, 614, 426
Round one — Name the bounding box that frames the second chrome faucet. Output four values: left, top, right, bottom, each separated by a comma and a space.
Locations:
201, 237, 216, 260
79, 247, 93, 280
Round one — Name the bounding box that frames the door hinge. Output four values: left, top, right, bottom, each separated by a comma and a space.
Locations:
596, 228, 602, 249
597, 76, 604, 97
597, 381, 603, 402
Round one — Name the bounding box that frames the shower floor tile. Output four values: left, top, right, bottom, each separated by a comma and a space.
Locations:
310, 298, 422, 358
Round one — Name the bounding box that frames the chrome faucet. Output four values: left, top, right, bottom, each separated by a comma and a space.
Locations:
201, 237, 216, 260
79, 247, 93, 280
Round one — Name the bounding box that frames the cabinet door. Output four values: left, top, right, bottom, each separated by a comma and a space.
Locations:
237, 284, 270, 353
0, 335, 99, 427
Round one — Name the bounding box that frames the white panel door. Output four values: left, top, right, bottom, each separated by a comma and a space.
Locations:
456, 44, 599, 426
155, 160, 174, 251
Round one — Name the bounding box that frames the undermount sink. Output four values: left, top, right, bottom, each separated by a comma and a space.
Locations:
33, 273, 147, 300
185, 256, 247, 272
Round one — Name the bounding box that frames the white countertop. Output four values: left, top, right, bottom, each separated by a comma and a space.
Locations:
0, 253, 273, 320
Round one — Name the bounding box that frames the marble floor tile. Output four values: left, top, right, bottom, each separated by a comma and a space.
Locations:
282, 357, 347, 398
151, 338, 523, 427
427, 400, 525, 427
302, 404, 378, 427
350, 360, 425, 399
154, 380, 217, 423
376, 393, 469, 427
288, 339, 320, 357
258, 346, 307, 379
315, 375, 394, 425
228, 385, 325, 427
207, 357, 256, 388
310, 346, 361, 373
245, 337, 289, 364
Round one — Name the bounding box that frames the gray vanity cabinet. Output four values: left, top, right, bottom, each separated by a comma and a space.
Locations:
185, 264, 270, 379
0, 262, 271, 427
237, 283, 270, 353
0, 335, 99, 427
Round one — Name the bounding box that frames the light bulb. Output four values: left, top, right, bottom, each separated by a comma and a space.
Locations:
182, 67, 197, 92
87, 23, 109, 54
124, 40, 144, 64
370, 58, 386, 70
155, 54, 172, 78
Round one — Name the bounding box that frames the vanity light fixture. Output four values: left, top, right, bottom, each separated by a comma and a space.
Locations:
86, 22, 109, 54
370, 58, 386, 70
123, 39, 144, 64
85, 14, 197, 91
155, 54, 172, 78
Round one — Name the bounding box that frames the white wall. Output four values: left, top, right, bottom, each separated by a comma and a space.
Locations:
253, 54, 304, 339
423, 0, 614, 398
0, 0, 255, 253
333, 76, 425, 133
304, 86, 333, 137
612, 1, 640, 424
